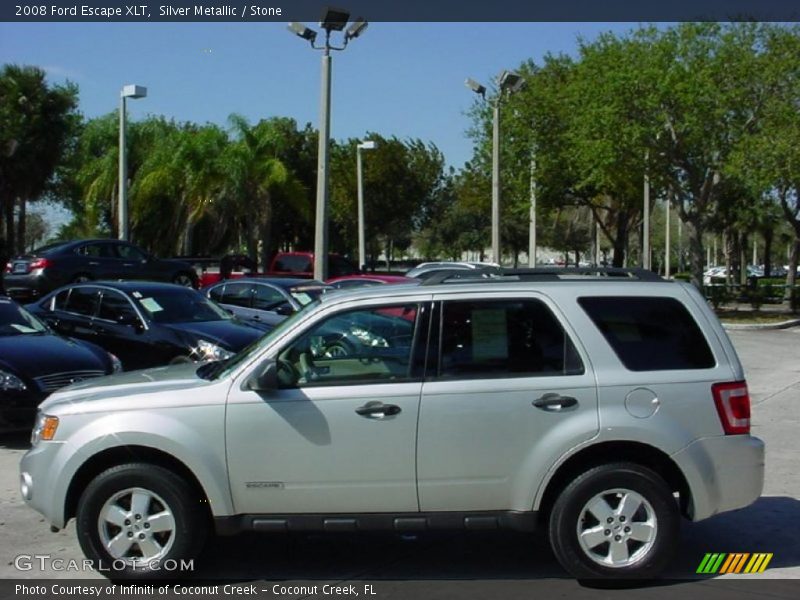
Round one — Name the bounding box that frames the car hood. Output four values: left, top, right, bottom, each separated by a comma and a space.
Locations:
0, 334, 108, 380
163, 320, 262, 351
38, 362, 208, 413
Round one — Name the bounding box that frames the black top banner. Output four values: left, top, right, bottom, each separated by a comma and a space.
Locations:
2, 0, 800, 23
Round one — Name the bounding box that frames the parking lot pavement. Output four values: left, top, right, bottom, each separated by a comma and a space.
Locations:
0, 328, 798, 595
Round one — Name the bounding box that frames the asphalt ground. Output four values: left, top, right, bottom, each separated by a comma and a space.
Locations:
0, 328, 798, 599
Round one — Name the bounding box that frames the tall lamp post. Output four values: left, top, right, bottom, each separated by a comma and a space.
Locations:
289, 8, 368, 281
118, 84, 147, 242
466, 70, 524, 265
356, 140, 377, 271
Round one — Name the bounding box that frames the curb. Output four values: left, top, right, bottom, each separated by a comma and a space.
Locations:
722, 318, 800, 331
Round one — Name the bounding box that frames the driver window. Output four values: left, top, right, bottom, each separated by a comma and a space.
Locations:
276, 304, 420, 388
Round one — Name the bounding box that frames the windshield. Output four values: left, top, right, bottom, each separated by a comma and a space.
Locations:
289, 286, 328, 307
0, 299, 49, 336
198, 299, 320, 381
133, 288, 231, 324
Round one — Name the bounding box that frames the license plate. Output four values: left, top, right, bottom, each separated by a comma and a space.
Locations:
12, 263, 27, 274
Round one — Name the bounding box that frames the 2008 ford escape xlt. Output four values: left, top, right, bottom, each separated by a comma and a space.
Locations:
20, 268, 764, 579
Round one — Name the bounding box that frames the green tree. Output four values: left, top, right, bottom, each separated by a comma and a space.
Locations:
0, 64, 79, 259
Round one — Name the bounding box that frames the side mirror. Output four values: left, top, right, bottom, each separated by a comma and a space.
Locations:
243, 359, 278, 392
275, 304, 294, 317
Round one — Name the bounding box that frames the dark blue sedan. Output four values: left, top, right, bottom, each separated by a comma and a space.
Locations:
0, 296, 118, 425
27, 282, 264, 371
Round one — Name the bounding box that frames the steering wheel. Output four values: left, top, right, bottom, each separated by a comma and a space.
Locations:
298, 351, 317, 382
276, 359, 299, 387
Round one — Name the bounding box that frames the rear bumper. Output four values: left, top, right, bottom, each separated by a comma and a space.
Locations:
671, 434, 765, 521
2, 271, 57, 299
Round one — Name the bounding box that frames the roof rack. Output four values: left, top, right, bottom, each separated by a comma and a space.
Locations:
419, 266, 665, 286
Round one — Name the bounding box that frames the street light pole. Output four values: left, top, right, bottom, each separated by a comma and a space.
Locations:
528, 153, 537, 267
118, 84, 146, 242
465, 70, 523, 266
665, 195, 671, 278
314, 46, 332, 281
356, 140, 376, 271
491, 101, 501, 265
289, 10, 368, 281
643, 149, 651, 270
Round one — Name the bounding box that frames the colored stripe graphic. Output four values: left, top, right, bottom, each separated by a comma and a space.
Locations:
744, 553, 773, 573
697, 553, 727, 574
720, 553, 749, 574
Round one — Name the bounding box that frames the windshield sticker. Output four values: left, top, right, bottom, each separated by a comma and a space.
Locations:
140, 297, 163, 313
10, 324, 38, 333
292, 292, 313, 306
471, 308, 509, 361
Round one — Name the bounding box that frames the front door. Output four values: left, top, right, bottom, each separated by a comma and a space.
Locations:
416, 294, 598, 512
225, 300, 430, 514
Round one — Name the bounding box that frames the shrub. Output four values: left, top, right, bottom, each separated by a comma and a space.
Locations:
705, 285, 732, 310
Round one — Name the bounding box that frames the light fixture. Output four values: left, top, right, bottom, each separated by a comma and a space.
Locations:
346, 17, 368, 40
288, 22, 317, 42
320, 7, 350, 32
465, 78, 487, 98
498, 70, 524, 93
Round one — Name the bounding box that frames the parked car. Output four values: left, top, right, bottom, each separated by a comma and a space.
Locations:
3, 239, 199, 301
269, 251, 359, 279
204, 278, 332, 330
20, 267, 763, 580
27, 282, 263, 371
405, 261, 501, 279
0, 296, 120, 425
326, 274, 417, 289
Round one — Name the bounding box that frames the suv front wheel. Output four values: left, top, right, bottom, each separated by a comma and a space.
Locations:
548, 462, 679, 579
76, 463, 207, 579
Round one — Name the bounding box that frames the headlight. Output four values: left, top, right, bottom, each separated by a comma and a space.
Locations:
193, 339, 234, 362
108, 353, 123, 374
0, 369, 26, 392
30, 413, 59, 445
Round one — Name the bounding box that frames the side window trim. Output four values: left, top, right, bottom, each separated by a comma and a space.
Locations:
62, 285, 100, 319
96, 289, 148, 328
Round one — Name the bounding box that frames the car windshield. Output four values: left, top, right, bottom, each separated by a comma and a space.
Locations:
0, 298, 49, 336
197, 299, 320, 381
289, 286, 328, 306
133, 288, 231, 324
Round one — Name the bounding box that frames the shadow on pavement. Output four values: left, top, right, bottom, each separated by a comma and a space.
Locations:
0, 429, 30, 451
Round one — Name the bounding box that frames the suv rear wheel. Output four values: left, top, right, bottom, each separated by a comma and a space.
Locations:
76, 463, 207, 579
548, 462, 679, 579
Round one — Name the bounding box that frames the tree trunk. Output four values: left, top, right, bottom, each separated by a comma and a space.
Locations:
610, 211, 628, 268
258, 199, 273, 273
785, 238, 799, 304
763, 228, 773, 278
4, 195, 14, 258
16, 197, 26, 254
686, 218, 706, 289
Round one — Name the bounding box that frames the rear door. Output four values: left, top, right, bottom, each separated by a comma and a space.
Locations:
416, 292, 598, 512
44, 285, 101, 340
92, 289, 152, 369
73, 242, 118, 280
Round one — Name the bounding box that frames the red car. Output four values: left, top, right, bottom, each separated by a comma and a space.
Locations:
325, 274, 416, 289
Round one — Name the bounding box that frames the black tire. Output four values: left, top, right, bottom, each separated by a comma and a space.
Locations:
548, 462, 679, 580
172, 272, 196, 288
71, 273, 93, 283
76, 463, 208, 580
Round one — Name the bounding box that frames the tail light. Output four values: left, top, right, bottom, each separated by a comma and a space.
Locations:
712, 381, 751, 435
28, 258, 52, 270
3, 262, 11, 273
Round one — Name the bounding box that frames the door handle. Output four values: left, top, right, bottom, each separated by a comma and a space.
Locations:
533, 393, 578, 412
88, 261, 99, 266
356, 401, 402, 418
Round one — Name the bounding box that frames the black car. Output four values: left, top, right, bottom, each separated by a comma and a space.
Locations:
27, 282, 264, 371
3, 239, 198, 301
0, 296, 119, 425
204, 277, 331, 330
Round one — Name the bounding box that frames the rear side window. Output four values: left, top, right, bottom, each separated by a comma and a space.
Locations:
439, 299, 584, 379
65, 287, 100, 317
578, 296, 715, 371
273, 255, 311, 273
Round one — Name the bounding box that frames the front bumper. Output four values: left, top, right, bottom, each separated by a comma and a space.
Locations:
19, 440, 67, 528
671, 434, 765, 521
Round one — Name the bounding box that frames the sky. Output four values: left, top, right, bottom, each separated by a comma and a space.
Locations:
0, 21, 638, 169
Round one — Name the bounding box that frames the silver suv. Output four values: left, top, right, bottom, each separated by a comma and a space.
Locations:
20, 269, 764, 579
